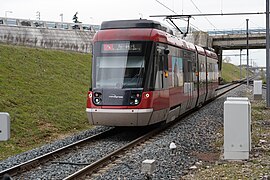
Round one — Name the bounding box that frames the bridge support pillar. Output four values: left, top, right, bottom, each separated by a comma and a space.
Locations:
214, 47, 223, 71
214, 47, 223, 84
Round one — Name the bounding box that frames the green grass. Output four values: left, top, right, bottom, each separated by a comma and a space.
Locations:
260, 69, 266, 84
0, 44, 92, 160
0, 47, 263, 161
221, 62, 248, 83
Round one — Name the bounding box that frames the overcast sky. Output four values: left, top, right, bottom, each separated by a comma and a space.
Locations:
1, 0, 267, 66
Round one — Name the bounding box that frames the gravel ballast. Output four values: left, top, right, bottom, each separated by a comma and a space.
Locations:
0, 126, 112, 172
92, 85, 253, 179
0, 85, 252, 179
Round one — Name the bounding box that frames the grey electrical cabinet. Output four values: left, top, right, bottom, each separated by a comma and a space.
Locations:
253, 80, 262, 100
224, 97, 251, 160
0, 112, 10, 141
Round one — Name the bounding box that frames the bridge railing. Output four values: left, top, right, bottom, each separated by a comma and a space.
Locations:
0, 17, 100, 32
208, 28, 266, 35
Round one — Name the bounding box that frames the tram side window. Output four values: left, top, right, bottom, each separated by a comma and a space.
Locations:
183, 50, 197, 94
154, 52, 162, 90
208, 62, 215, 82
172, 56, 183, 87
207, 62, 211, 82
154, 44, 169, 90
207, 57, 219, 83
183, 53, 196, 83
214, 63, 219, 82
199, 55, 206, 82
183, 60, 192, 82
159, 56, 164, 89
207, 59, 216, 82
210, 63, 214, 82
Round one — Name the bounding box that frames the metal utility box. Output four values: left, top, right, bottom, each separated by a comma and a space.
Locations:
224, 97, 251, 160
253, 80, 262, 100
0, 113, 10, 141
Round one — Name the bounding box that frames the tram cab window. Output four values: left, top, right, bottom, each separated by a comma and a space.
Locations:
93, 41, 148, 89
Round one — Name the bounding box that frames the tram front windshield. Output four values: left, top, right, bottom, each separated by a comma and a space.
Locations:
93, 41, 146, 89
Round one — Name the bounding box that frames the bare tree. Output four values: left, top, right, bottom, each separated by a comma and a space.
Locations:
223, 57, 231, 63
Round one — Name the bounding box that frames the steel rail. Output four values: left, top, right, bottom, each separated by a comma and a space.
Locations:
64, 127, 163, 180
64, 82, 245, 180
0, 128, 116, 177
1, 80, 248, 179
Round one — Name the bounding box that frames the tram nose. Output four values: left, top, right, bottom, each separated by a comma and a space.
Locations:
92, 89, 142, 106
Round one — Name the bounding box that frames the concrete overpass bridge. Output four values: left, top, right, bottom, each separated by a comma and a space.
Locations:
208, 28, 266, 50
190, 28, 267, 71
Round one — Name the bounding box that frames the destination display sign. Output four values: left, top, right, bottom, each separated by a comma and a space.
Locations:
101, 42, 142, 53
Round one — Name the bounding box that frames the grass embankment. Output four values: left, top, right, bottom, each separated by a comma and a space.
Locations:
0, 44, 92, 160
221, 62, 248, 83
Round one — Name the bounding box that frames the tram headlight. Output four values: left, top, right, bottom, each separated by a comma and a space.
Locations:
94, 97, 102, 104
134, 99, 139, 105
93, 92, 102, 105
129, 92, 141, 105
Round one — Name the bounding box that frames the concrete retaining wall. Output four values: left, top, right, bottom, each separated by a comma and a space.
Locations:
0, 25, 95, 53
0, 24, 216, 53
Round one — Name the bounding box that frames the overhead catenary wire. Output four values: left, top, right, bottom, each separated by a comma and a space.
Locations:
154, 1, 265, 36
189, 0, 217, 29
235, 21, 246, 30
155, 0, 177, 14
151, 12, 265, 32
151, 12, 265, 18
249, 19, 265, 29
155, 0, 202, 31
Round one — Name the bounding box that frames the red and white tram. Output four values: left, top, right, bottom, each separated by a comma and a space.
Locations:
86, 19, 219, 126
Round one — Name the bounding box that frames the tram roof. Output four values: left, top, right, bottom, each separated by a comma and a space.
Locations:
100, 19, 173, 35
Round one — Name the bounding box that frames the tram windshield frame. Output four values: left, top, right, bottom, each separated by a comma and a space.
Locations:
92, 41, 150, 89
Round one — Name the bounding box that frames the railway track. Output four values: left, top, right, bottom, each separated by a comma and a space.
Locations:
0, 127, 153, 179
0, 128, 115, 177
64, 82, 245, 180
0, 82, 244, 179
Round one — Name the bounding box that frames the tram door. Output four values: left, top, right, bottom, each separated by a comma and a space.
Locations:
183, 51, 197, 110
155, 45, 169, 90
153, 45, 169, 111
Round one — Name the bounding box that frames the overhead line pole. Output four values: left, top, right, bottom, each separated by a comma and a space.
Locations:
240, 49, 242, 79
266, 0, 270, 107
246, 19, 249, 86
